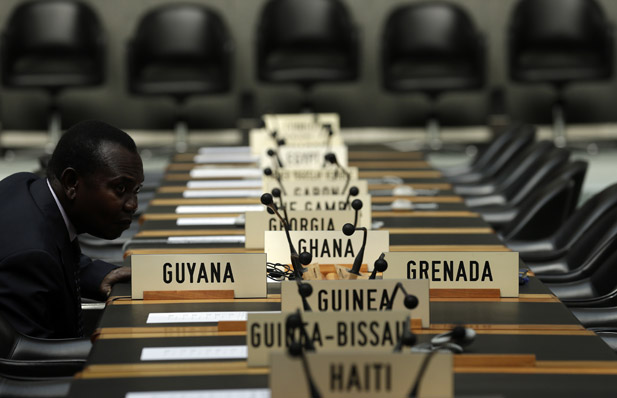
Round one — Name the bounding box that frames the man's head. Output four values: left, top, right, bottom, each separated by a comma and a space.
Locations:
48, 120, 144, 240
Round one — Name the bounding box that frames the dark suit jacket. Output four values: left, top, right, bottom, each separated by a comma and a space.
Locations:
0, 172, 117, 338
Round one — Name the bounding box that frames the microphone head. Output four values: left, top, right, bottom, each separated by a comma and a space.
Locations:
267, 149, 275, 157
272, 188, 282, 198
299, 251, 313, 265
277, 138, 286, 146
374, 257, 388, 273
451, 326, 476, 346
325, 153, 337, 164
288, 341, 303, 357
260, 193, 274, 205
349, 186, 359, 196
404, 294, 419, 310
263, 167, 273, 176
286, 312, 302, 329
351, 199, 363, 211
401, 331, 417, 347
342, 223, 355, 236
270, 130, 277, 138
298, 282, 313, 298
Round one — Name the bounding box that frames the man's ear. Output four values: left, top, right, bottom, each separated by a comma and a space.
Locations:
60, 168, 79, 200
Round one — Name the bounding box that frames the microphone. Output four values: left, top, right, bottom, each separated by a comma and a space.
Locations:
385, 282, 419, 310
324, 152, 350, 193
263, 167, 287, 195
286, 311, 321, 398
342, 222, 367, 279
267, 148, 284, 168
349, 198, 363, 228
272, 188, 289, 226
408, 325, 476, 398
262, 193, 313, 311
392, 316, 417, 353
344, 186, 359, 209
369, 253, 388, 280
324, 124, 334, 149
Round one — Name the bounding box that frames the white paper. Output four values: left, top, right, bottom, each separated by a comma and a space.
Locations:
140, 345, 248, 361
190, 168, 262, 179
193, 154, 259, 164
166, 236, 246, 244
198, 146, 251, 154
175, 205, 263, 214
182, 189, 262, 198
186, 180, 263, 189
146, 311, 279, 324
176, 217, 238, 226
126, 388, 270, 398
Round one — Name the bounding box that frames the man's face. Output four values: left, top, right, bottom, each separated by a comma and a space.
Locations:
73, 142, 144, 240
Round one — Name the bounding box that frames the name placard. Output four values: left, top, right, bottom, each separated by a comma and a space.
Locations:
247, 311, 409, 366
245, 210, 360, 249
264, 230, 389, 266
263, 112, 341, 135
250, 129, 345, 154
262, 146, 348, 170
131, 253, 267, 299
280, 194, 372, 226
270, 351, 453, 398
280, 279, 430, 327
262, 179, 368, 197
383, 252, 519, 297
278, 167, 359, 181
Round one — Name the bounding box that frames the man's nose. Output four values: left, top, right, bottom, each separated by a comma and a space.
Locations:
124, 193, 138, 213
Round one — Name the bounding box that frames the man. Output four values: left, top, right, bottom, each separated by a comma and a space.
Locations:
0, 120, 143, 338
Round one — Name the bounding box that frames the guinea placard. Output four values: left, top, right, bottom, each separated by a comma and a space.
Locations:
270, 351, 453, 398
264, 230, 389, 266
247, 311, 410, 366
244, 210, 360, 249
383, 251, 519, 297
280, 279, 430, 327
130, 253, 267, 299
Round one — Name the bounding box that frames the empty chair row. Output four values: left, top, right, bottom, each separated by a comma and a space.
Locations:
1, 0, 614, 151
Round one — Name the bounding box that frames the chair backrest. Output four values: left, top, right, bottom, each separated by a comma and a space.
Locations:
256, 0, 358, 84
381, 1, 484, 93
500, 177, 575, 241
553, 183, 617, 248
508, 0, 613, 83
1, 0, 104, 88
127, 3, 232, 98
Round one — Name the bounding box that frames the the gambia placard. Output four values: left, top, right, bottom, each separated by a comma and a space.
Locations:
245, 210, 361, 249
247, 311, 409, 366
278, 167, 359, 181
263, 179, 368, 197
264, 230, 389, 266
131, 253, 267, 299
383, 252, 519, 297
278, 194, 372, 227
270, 351, 453, 398
281, 279, 430, 327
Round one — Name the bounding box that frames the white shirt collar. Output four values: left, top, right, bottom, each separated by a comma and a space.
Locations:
47, 179, 78, 242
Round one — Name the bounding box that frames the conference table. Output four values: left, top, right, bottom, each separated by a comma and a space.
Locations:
67, 144, 617, 397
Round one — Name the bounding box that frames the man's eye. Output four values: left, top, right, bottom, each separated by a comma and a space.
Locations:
116, 184, 126, 194
135, 186, 142, 194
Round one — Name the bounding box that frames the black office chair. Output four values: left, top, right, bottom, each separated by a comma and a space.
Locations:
0, 375, 70, 398
0, 312, 90, 380
1, 0, 105, 153
508, 0, 613, 148
256, 0, 358, 112
439, 122, 530, 177
446, 124, 535, 185
127, 3, 232, 152
489, 161, 585, 240
382, 1, 484, 150
506, 182, 617, 262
